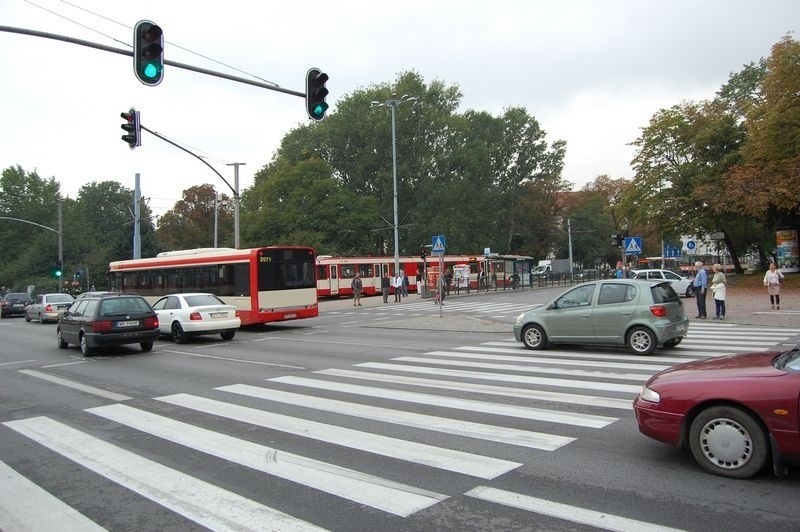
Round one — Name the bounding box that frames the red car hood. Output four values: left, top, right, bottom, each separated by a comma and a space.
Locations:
651, 350, 787, 384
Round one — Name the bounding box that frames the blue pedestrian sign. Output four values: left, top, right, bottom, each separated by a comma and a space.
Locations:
432, 234, 446, 254
624, 236, 643, 255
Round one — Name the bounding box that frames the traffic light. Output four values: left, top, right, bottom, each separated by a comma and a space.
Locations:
610, 233, 623, 247
133, 20, 164, 86
54, 259, 63, 278
120, 108, 141, 149
420, 245, 427, 261
305, 68, 329, 121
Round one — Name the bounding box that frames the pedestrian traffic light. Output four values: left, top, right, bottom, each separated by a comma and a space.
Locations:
120, 108, 141, 149
133, 20, 164, 86
610, 233, 623, 247
305, 68, 329, 121
420, 246, 427, 261
54, 259, 62, 278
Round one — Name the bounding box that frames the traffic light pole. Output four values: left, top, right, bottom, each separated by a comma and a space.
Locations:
0, 26, 306, 98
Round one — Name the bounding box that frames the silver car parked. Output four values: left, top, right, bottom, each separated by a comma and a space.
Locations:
513, 279, 689, 355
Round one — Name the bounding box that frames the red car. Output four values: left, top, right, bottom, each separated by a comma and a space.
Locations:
633, 347, 800, 479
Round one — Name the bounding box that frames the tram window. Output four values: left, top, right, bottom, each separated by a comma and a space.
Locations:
317, 266, 328, 280
341, 265, 355, 279
359, 265, 373, 277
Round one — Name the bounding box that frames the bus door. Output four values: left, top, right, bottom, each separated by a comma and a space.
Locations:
330, 264, 339, 295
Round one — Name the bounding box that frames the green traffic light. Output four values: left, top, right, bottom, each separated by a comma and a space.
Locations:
143, 62, 160, 79
55, 271, 62, 278
312, 103, 328, 118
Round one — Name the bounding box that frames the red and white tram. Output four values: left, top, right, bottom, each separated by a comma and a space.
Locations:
315, 254, 533, 298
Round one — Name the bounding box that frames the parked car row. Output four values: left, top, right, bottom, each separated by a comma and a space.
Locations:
0, 291, 244, 356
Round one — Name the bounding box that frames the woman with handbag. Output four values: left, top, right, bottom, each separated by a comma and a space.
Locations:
763, 262, 785, 310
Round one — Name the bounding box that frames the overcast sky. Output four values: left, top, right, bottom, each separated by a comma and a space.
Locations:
1, 0, 796, 217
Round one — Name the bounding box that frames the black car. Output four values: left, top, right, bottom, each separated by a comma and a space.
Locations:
1, 292, 33, 318
57, 294, 159, 356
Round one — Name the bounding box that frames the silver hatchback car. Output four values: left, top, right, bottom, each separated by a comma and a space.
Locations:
513, 279, 689, 355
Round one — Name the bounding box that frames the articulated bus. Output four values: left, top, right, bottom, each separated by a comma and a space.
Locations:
316, 254, 533, 298
109, 247, 318, 326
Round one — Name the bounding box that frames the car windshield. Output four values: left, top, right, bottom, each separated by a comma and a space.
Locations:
773, 348, 800, 371
650, 282, 679, 303
99, 297, 152, 316
185, 294, 226, 307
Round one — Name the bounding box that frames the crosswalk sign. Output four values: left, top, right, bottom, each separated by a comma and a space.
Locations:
624, 237, 642, 255
432, 235, 446, 254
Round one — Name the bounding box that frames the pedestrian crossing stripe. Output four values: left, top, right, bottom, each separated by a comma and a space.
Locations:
625, 238, 642, 253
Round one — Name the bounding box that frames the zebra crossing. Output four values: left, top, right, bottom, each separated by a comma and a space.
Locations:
329, 296, 537, 320
2, 323, 797, 530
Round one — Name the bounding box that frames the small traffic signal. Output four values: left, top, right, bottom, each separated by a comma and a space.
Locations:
133, 20, 164, 86
54, 259, 63, 278
121, 108, 141, 149
610, 233, 623, 247
305, 68, 329, 121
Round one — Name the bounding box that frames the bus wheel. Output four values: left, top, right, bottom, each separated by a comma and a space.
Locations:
171, 323, 187, 344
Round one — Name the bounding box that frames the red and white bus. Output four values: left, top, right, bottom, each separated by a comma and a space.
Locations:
315, 254, 533, 298
109, 247, 318, 326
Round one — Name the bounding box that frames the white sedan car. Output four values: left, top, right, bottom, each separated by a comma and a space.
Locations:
152, 293, 240, 344
630, 269, 695, 298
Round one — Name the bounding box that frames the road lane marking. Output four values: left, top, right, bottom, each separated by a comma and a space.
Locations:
0, 459, 106, 532
357, 362, 643, 394
422, 350, 671, 372
220, 383, 575, 451
87, 404, 445, 517
466, 486, 686, 532
160, 350, 306, 369
392, 356, 651, 382
18, 369, 131, 401
3, 416, 327, 531
266, 376, 616, 428
157, 393, 519, 479
0, 359, 37, 367
315, 368, 632, 410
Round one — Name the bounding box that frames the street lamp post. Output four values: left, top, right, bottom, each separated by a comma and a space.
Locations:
371, 94, 417, 275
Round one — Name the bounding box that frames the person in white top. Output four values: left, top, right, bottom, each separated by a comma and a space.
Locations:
710, 263, 727, 319
763, 262, 785, 310
392, 273, 403, 302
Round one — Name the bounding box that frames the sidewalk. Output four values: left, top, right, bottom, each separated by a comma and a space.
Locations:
320, 284, 799, 330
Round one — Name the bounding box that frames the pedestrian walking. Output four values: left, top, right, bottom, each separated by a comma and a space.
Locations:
763, 262, 785, 310
710, 263, 726, 319
393, 273, 403, 302
381, 272, 390, 303
401, 271, 409, 297
693, 261, 708, 319
351, 272, 363, 307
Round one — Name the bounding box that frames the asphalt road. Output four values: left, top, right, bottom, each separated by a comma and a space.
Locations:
1, 289, 799, 531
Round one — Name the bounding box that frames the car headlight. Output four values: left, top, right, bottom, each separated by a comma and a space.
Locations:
638, 386, 661, 403
515, 313, 525, 325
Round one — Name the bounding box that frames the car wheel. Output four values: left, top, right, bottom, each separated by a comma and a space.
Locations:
689, 406, 768, 479
522, 324, 547, 350
220, 330, 236, 341
663, 337, 682, 348
627, 326, 657, 355
25, 312, 32, 322
171, 322, 187, 344
80, 335, 93, 356
140, 342, 154, 352
56, 328, 68, 349
686, 285, 696, 298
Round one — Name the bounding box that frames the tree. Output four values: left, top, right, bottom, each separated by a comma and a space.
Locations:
156, 184, 230, 251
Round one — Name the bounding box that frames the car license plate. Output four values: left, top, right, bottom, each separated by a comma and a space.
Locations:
117, 320, 139, 327
284, 313, 297, 319
210, 312, 226, 318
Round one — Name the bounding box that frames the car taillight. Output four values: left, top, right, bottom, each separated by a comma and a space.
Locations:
92, 320, 113, 332
143, 316, 159, 328
650, 305, 667, 318
45, 304, 54, 312
190, 312, 202, 321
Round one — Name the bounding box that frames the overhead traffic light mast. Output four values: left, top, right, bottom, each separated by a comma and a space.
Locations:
133, 20, 164, 86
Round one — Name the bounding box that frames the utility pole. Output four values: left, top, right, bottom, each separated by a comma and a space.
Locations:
227, 162, 245, 249
133, 174, 141, 259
